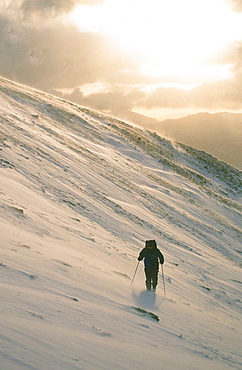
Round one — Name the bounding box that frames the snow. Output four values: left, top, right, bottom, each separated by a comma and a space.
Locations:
0, 76, 241, 369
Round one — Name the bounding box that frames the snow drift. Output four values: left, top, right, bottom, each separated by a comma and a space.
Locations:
0, 77, 241, 370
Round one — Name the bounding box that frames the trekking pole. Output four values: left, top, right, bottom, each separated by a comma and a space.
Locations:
131, 261, 140, 285
161, 264, 166, 297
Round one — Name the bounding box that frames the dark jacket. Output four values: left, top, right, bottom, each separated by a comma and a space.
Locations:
138, 245, 164, 269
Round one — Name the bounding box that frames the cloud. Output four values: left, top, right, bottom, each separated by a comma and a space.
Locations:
1, 0, 242, 119
55, 42, 242, 115
56, 88, 146, 117
139, 77, 242, 111
20, 0, 104, 18
229, 0, 242, 12
192, 43, 242, 108
136, 43, 242, 111
0, 5, 134, 90
104, 69, 178, 87
140, 87, 189, 109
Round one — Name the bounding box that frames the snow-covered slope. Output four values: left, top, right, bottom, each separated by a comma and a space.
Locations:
0, 77, 241, 370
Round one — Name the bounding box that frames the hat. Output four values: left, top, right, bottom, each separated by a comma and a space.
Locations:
145, 240, 157, 248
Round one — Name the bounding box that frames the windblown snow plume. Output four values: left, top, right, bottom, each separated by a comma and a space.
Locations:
0, 77, 241, 369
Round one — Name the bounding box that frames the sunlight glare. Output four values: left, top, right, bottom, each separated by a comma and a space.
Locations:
69, 0, 242, 81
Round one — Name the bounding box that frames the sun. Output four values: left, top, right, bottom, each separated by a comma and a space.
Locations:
69, 0, 242, 83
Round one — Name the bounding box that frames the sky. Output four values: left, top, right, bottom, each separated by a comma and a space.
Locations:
1, 0, 242, 120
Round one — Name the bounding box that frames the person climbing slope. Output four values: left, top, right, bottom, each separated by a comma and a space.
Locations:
138, 239, 164, 291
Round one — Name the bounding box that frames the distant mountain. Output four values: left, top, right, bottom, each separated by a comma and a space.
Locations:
133, 112, 242, 170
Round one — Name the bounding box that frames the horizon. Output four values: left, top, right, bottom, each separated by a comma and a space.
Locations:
1, 0, 242, 121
